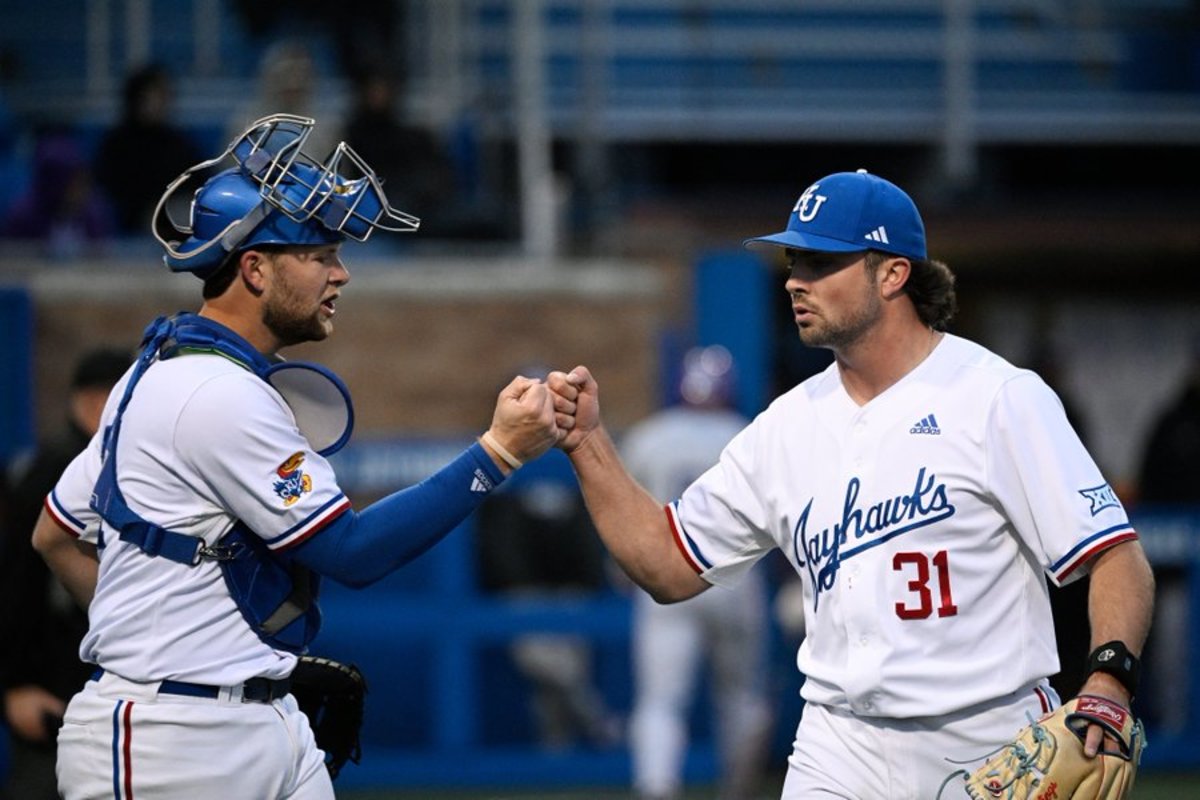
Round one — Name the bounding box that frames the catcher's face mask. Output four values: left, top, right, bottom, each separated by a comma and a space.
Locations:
153, 114, 420, 279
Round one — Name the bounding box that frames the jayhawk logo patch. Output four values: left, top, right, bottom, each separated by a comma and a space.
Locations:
273, 451, 313, 506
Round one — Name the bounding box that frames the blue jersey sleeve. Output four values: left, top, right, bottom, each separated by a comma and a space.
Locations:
289, 442, 505, 587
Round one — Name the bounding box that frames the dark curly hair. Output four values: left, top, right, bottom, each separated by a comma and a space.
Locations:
866, 250, 958, 331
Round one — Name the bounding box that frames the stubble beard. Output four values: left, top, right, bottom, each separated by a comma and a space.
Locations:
262, 277, 331, 347
796, 280, 882, 352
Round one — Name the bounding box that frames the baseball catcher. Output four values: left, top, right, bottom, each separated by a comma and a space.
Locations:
939, 694, 1144, 799
290, 656, 368, 779
31, 113, 567, 799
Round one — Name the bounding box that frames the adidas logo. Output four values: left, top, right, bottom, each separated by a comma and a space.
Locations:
864, 226, 890, 244
470, 469, 494, 493
909, 414, 941, 435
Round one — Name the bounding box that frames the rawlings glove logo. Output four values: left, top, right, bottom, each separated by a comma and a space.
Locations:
1074, 695, 1128, 727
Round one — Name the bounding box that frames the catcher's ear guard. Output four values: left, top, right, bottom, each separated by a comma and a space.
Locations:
152, 114, 420, 279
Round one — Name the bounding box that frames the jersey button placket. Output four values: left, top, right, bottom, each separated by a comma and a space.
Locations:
844, 562, 882, 713
850, 416, 868, 468
842, 411, 883, 715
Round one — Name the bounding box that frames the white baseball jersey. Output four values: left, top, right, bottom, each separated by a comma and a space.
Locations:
46, 352, 348, 685
667, 334, 1136, 719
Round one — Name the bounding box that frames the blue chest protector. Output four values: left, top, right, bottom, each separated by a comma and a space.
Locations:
90, 314, 354, 654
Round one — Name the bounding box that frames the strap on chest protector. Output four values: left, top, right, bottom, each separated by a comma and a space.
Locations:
89, 314, 326, 653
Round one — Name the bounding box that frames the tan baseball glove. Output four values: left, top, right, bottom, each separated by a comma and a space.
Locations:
941, 694, 1144, 799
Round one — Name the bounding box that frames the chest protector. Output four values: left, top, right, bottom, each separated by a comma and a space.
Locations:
90, 314, 354, 653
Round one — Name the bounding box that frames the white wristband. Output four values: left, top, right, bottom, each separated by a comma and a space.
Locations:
481, 431, 523, 469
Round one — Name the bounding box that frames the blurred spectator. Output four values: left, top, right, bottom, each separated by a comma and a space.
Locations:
1, 347, 132, 800
475, 447, 621, 751
1135, 338, 1200, 733
344, 67, 456, 234
225, 39, 342, 161
620, 345, 773, 800
231, 0, 400, 83
93, 63, 201, 235
1, 130, 114, 259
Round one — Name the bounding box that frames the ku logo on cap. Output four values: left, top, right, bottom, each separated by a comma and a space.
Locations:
793, 183, 828, 222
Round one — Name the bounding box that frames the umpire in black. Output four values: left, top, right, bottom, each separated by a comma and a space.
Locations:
0, 348, 131, 800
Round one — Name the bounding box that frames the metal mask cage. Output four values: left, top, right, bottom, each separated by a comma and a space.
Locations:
152, 114, 420, 270
245, 139, 421, 241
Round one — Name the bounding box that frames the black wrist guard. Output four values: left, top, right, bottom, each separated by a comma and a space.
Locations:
1086, 640, 1140, 698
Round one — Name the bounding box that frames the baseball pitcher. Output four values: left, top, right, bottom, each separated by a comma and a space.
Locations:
548, 170, 1154, 799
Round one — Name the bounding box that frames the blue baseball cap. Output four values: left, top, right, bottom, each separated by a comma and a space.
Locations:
744, 169, 927, 260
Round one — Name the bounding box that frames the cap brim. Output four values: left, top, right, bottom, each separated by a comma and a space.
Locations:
742, 230, 868, 253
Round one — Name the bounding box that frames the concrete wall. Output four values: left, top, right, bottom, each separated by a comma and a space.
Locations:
15, 257, 672, 443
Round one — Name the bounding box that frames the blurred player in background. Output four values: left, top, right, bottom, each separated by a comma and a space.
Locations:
30, 114, 565, 800
549, 169, 1155, 798
1, 348, 131, 800
475, 387, 621, 751
621, 345, 772, 800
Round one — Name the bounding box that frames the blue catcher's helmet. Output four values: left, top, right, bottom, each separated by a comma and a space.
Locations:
677, 344, 737, 408
153, 114, 420, 279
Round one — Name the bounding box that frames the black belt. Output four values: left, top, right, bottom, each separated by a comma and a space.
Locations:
90, 668, 291, 703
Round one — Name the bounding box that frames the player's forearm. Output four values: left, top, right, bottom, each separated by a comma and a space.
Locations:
1079, 540, 1154, 704
1086, 540, 1155, 655
567, 425, 707, 603
30, 507, 98, 608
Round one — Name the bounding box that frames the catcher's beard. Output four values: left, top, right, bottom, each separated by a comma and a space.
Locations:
262, 273, 332, 346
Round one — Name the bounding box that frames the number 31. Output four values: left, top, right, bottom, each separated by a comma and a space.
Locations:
893, 550, 958, 619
